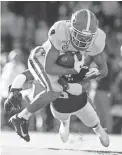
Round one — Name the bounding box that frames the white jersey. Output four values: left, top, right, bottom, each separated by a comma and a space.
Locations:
29, 20, 106, 93
42, 20, 106, 57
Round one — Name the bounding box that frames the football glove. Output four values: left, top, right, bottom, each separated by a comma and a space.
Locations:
84, 67, 100, 80
58, 66, 89, 92
58, 76, 83, 95
58, 76, 69, 91
4, 87, 22, 116
62, 66, 89, 83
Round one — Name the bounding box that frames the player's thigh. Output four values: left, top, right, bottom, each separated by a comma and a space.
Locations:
27, 90, 61, 113
75, 100, 100, 127
28, 47, 62, 92
50, 103, 71, 121
33, 80, 46, 97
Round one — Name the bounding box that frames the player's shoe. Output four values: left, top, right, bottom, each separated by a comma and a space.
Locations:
59, 118, 70, 143
93, 124, 109, 147
9, 114, 30, 142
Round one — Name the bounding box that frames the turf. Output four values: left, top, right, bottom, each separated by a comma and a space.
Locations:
1, 132, 122, 155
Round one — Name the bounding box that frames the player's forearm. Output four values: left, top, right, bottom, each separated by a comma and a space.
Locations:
93, 52, 108, 80
83, 68, 108, 82
97, 66, 108, 80
45, 63, 77, 76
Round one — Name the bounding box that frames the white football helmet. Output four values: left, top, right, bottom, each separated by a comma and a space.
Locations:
70, 9, 98, 51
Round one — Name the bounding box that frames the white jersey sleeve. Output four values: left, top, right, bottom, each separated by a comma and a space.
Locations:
48, 21, 68, 51
88, 28, 106, 56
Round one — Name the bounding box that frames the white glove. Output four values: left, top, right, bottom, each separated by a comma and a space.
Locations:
85, 67, 100, 80
74, 55, 85, 73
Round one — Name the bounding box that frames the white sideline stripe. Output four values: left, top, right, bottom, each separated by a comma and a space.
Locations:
86, 10, 91, 31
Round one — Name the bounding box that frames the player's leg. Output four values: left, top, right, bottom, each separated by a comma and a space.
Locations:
17, 47, 62, 119
75, 96, 110, 147
9, 47, 62, 141
9, 82, 61, 141
50, 103, 71, 143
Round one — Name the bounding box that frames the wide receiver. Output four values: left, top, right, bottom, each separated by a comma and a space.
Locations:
4, 9, 108, 144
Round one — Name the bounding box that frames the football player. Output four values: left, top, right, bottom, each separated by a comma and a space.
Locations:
4, 9, 108, 142
50, 76, 109, 147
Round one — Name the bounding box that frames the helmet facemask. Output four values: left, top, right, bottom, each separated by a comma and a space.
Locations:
70, 25, 97, 50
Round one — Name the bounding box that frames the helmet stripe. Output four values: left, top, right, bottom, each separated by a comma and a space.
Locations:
86, 9, 91, 31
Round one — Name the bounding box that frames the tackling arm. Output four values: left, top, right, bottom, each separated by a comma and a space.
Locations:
63, 52, 108, 96
92, 52, 108, 80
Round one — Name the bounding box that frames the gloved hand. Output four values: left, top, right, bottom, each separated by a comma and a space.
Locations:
68, 66, 89, 83
58, 76, 69, 91
84, 67, 100, 80
58, 76, 83, 95
4, 87, 22, 116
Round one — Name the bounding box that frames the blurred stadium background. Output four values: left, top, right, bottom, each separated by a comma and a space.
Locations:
0, 1, 122, 155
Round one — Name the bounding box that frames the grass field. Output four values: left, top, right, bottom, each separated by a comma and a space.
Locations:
1, 131, 122, 155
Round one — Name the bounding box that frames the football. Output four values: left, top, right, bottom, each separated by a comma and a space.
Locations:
56, 51, 82, 68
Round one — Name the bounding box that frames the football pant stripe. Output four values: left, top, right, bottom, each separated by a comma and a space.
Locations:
29, 47, 52, 91
34, 56, 52, 91
32, 89, 46, 103
29, 58, 46, 88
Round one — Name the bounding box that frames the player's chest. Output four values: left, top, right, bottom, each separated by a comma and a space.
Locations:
60, 40, 90, 59
59, 40, 77, 55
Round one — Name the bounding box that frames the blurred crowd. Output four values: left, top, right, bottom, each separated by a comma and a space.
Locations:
1, 1, 122, 134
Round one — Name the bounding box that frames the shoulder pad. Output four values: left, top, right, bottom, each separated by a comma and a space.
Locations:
88, 28, 106, 56
48, 21, 68, 50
